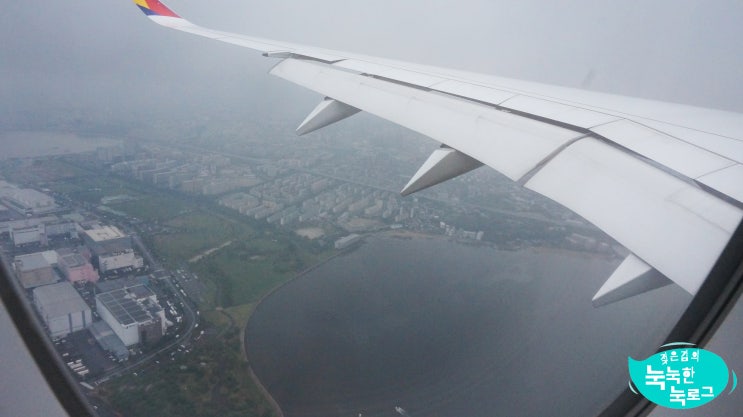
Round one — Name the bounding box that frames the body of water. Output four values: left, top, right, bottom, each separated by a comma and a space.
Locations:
245, 235, 691, 417
0, 131, 120, 159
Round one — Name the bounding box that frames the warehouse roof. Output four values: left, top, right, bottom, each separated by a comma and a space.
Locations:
84, 225, 125, 242
33, 282, 89, 317
96, 287, 154, 326
15, 252, 51, 271
59, 253, 87, 268
95, 276, 150, 293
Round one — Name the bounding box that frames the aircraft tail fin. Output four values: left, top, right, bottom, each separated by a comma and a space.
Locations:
133, 0, 180, 18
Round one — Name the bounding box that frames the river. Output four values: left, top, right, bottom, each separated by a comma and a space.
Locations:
245, 235, 691, 417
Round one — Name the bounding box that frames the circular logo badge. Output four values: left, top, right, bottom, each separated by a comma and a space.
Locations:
628, 342, 737, 409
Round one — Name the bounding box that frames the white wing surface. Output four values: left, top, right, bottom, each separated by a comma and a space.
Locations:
133, 1, 743, 305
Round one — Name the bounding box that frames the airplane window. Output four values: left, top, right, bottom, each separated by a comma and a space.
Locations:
1, 1, 742, 417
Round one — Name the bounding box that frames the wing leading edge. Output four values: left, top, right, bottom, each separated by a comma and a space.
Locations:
131, 1, 743, 306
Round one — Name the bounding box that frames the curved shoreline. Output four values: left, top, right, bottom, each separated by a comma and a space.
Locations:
241, 232, 615, 417
242, 241, 363, 417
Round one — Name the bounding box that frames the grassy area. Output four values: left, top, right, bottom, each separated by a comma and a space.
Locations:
191, 237, 318, 307
101, 311, 274, 417
225, 303, 256, 329
152, 213, 254, 262
109, 196, 190, 222
148, 209, 333, 309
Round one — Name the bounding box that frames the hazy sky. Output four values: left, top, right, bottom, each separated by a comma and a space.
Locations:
2, 0, 743, 129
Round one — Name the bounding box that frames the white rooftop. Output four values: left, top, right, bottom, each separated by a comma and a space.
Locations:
84, 225, 126, 242
14, 252, 51, 272
33, 282, 89, 317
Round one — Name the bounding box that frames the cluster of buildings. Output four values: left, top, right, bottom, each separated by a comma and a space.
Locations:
5, 217, 77, 246
98, 145, 451, 235
2, 183, 162, 362
29, 276, 168, 362
15, 250, 100, 289
439, 221, 485, 241
1, 181, 76, 246
217, 176, 436, 235
10, 224, 144, 290
92, 135, 600, 248
218, 177, 420, 229
109, 152, 261, 196
23, 249, 161, 362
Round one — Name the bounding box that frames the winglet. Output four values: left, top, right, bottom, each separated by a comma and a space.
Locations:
133, 0, 180, 18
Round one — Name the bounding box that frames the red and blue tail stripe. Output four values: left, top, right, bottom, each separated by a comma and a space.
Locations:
133, 0, 180, 18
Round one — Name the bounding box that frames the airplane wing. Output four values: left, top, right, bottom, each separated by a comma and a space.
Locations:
133, 0, 743, 306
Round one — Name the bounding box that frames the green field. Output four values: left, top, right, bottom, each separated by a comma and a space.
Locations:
102, 310, 273, 417
152, 213, 254, 262
108, 195, 191, 222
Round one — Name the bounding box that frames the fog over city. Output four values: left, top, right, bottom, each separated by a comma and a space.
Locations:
3, 0, 743, 131
2, 1, 743, 417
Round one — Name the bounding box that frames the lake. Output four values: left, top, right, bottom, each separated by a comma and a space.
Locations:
245, 235, 691, 417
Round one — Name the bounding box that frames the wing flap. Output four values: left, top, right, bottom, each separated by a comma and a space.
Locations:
591, 120, 736, 180
499, 95, 621, 129
698, 164, 743, 203
334, 60, 446, 87
524, 138, 743, 295
429, 80, 516, 106
638, 121, 743, 165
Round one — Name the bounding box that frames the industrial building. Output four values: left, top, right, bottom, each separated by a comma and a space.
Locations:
0, 187, 56, 215
10, 224, 47, 246
44, 220, 78, 240
335, 234, 362, 249
96, 283, 165, 347
58, 253, 99, 284
98, 250, 144, 273
6, 218, 77, 247
83, 225, 131, 253
33, 282, 92, 339
13, 251, 59, 289
82, 225, 143, 273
